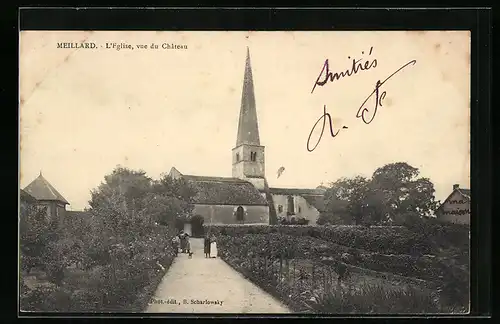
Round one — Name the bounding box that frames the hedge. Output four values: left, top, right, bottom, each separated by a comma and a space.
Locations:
204, 223, 469, 256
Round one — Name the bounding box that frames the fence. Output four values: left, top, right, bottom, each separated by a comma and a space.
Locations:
222, 253, 348, 311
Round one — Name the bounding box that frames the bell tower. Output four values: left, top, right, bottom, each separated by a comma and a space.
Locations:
232, 47, 265, 190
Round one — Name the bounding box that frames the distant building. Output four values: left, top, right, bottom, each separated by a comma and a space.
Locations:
435, 183, 470, 225
22, 172, 70, 223
169, 169, 269, 234
168, 48, 325, 234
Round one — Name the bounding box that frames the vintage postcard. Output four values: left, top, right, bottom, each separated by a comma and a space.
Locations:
19, 30, 470, 314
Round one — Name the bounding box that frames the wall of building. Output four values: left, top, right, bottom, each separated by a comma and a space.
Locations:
36, 201, 67, 223
272, 194, 320, 224
436, 191, 470, 225
193, 204, 269, 225
232, 144, 265, 178
244, 177, 266, 191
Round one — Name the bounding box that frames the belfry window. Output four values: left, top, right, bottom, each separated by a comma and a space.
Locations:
251, 151, 257, 162
236, 153, 240, 162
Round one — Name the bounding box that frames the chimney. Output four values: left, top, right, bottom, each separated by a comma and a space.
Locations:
453, 184, 459, 190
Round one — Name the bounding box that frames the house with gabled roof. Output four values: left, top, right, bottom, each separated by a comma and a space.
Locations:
435, 183, 471, 225
168, 48, 325, 234
22, 172, 70, 222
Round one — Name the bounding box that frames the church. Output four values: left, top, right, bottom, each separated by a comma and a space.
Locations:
168, 48, 325, 235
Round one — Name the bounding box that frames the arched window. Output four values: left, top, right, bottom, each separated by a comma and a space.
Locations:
236, 153, 240, 162
236, 206, 245, 222
251, 152, 257, 162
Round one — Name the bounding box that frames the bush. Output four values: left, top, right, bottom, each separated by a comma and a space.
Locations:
206, 224, 434, 255
21, 285, 72, 312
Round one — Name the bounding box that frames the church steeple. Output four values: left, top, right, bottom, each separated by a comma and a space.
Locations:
232, 47, 266, 188
236, 47, 260, 146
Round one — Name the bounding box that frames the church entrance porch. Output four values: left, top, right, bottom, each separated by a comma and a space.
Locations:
183, 222, 192, 236
177, 216, 205, 238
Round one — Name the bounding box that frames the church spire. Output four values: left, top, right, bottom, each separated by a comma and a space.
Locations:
236, 47, 260, 146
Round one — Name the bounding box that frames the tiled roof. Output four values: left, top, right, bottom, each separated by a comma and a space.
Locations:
183, 174, 268, 206
436, 187, 471, 213
268, 187, 326, 196
183, 175, 247, 183
23, 174, 69, 204
458, 188, 471, 198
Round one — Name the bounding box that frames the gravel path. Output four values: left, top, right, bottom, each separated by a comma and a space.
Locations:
146, 238, 291, 314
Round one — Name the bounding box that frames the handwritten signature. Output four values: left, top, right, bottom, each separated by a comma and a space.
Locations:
307, 57, 417, 152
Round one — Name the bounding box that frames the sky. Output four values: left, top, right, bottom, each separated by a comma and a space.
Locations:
19, 31, 470, 211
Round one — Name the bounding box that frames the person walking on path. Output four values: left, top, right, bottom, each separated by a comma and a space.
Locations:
204, 234, 211, 258
171, 235, 180, 256
210, 234, 218, 258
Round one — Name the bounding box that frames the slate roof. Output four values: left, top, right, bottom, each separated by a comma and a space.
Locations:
236, 47, 261, 147
23, 173, 70, 204
182, 174, 268, 206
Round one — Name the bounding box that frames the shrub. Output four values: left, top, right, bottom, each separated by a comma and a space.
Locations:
21, 285, 72, 312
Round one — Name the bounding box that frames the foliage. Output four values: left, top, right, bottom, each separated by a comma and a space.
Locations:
371, 163, 440, 221
278, 216, 310, 225
217, 233, 443, 314
20, 165, 196, 312
206, 224, 435, 256
322, 162, 440, 225
213, 225, 469, 311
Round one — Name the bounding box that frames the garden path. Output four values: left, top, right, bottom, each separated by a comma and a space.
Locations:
146, 238, 291, 314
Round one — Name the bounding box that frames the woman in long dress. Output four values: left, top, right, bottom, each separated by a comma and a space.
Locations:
210, 234, 218, 258
204, 234, 211, 258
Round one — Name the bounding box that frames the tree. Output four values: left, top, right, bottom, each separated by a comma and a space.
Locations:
89, 165, 153, 218
151, 174, 197, 224
370, 162, 439, 223
322, 176, 370, 225
20, 205, 59, 273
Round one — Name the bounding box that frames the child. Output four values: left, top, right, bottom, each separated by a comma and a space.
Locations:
171, 235, 180, 256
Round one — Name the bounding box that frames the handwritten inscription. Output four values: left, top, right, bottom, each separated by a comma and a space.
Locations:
311, 47, 378, 94
442, 199, 470, 216
306, 46, 416, 152
356, 60, 417, 125
307, 105, 348, 152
